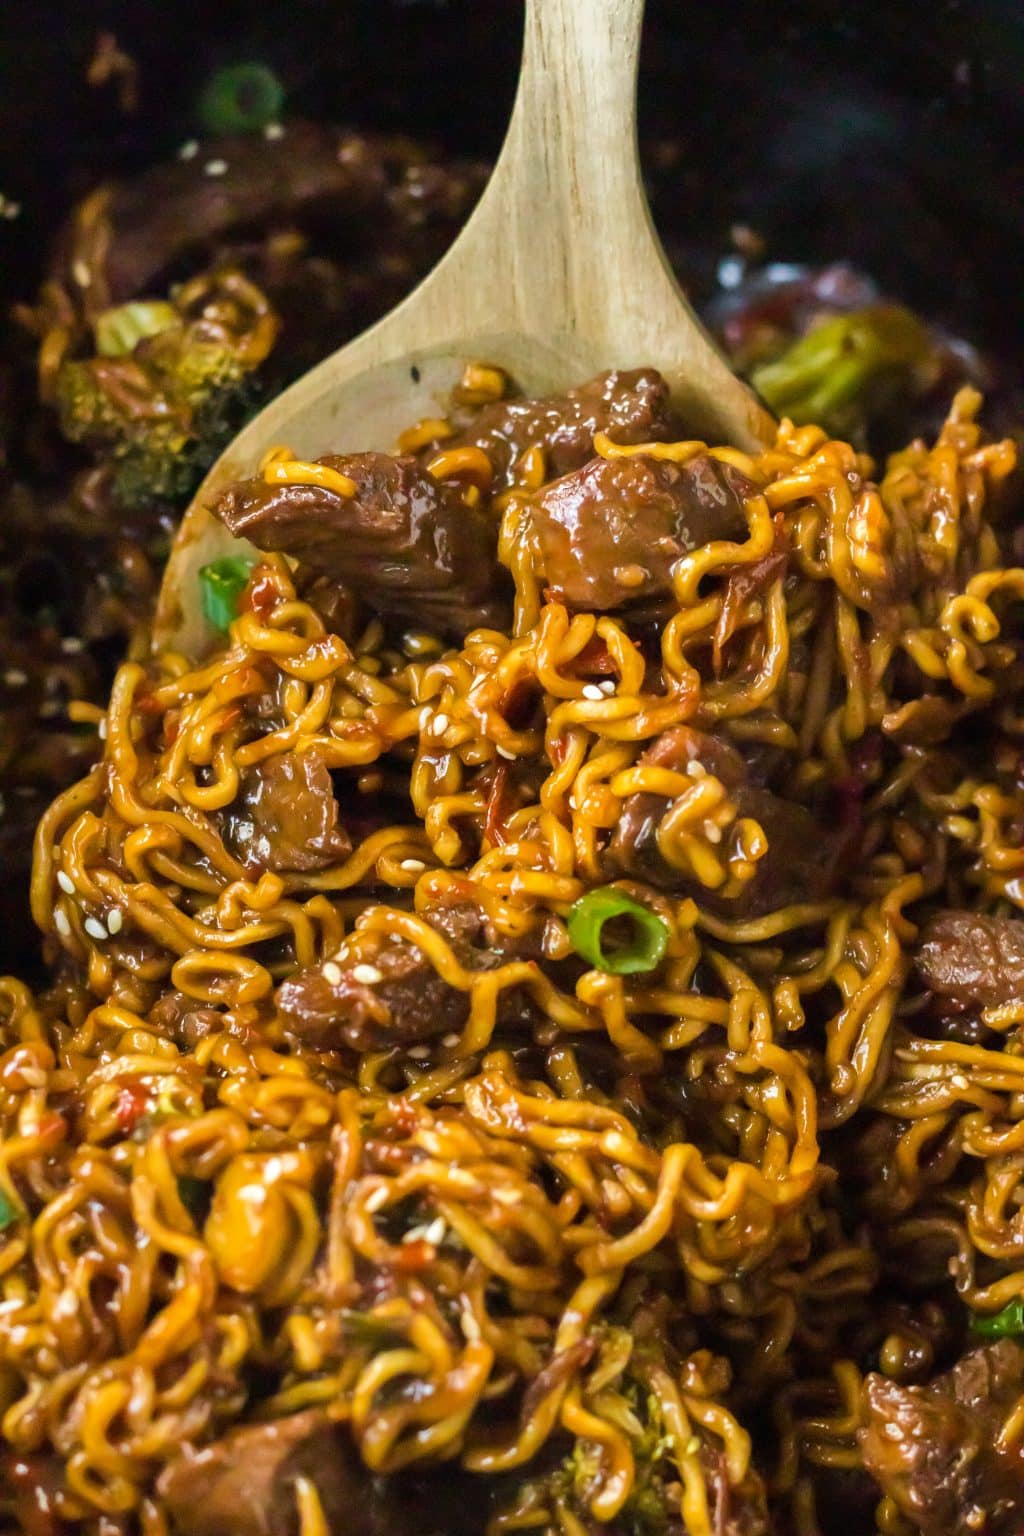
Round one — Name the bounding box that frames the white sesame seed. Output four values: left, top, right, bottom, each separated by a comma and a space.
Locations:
321, 961, 343, 986
704, 821, 723, 844
54, 908, 71, 938
951, 1073, 970, 1091
442, 1033, 461, 1048
56, 871, 75, 895
461, 1306, 481, 1342
60, 636, 85, 654
403, 1223, 430, 1243
496, 745, 516, 761
106, 909, 123, 935
71, 260, 91, 289
204, 158, 228, 177
400, 858, 427, 873
408, 1045, 431, 1060
424, 1217, 447, 1246
599, 679, 616, 695
365, 1186, 389, 1213
432, 712, 450, 735
352, 964, 383, 986
0, 196, 22, 221
178, 139, 199, 160
4, 669, 27, 687
98, 719, 107, 740
686, 761, 706, 778
263, 122, 285, 140
581, 683, 603, 701
84, 917, 108, 941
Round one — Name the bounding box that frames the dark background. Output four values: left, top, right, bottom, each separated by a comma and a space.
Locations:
0, 0, 1021, 359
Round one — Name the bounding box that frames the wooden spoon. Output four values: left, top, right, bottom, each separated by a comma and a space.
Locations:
156, 0, 774, 655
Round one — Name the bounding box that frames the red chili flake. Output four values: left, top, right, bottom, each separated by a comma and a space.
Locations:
245, 568, 279, 621
115, 1082, 150, 1134
484, 761, 512, 848
393, 1240, 434, 1273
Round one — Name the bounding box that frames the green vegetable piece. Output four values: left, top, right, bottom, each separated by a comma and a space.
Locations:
750, 305, 931, 435
971, 1298, 1024, 1337
0, 1187, 20, 1230
567, 888, 669, 975
199, 557, 254, 632
95, 301, 178, 359
198, 63, 285, 135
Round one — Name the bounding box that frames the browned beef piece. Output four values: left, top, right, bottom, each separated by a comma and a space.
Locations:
216, 452, 509, 636
442, 368, 677, 488
222, 750, 351, 875
915, 910, 1024, 1011
605, 727, 843, 917
527, 452, 750, 612
157, 1409, 418, 1536
860, 1341, 1024, 1535
276, 903, 522, 1051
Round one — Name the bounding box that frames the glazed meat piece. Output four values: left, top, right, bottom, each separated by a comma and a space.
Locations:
157, 1409, 415, 1536
216, 451, 510, 636
527, 452, 751, 611
222, 750, 351, 875
860, 1341, 1024, 1535
276, 903, 523, 1051
606, 726, 844, 916
443, 367, 678, 487
915, 910, 1024, 1011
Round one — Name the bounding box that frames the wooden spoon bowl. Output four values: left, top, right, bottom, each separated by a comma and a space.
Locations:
155, 0, 774, 656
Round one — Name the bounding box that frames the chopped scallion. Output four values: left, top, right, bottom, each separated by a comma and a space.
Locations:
567, 887, 669, 975
971, 1299, 1024, 1338
199, 556, 254, 632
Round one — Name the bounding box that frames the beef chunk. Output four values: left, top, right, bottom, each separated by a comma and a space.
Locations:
216, 452, 509, 636
860, 1341, 1024, 1535
915, 910, 1024, 1011
223, 750, 351, 875
276, 903, 517, 1051
527, 452, 750, 612
157, 1410, 415, 1536
442, 367, 678, 488
605, 726, 844, 917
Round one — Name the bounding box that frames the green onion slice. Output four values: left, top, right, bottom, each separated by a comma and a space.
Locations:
971, 1299, 1024, 1338
567, 887, 669, 975
199, 556, 254, 632
95, 300, 178, 359
0, 1187, 20, 1231
198, 63, 285, 135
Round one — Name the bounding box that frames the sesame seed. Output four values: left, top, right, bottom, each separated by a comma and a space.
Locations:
432, 712, 450, 735
403, 1223, 429, 1243
951, 1073, 970, 1091
178, 139, 199, 160
599, 679, 616, 694
461, 1306, 481, 1341
686, 761, 706, 778
204, 158, 228, 177
581, 683, 604, 701
352, 964, 383, 986
4, 669, 27, 687
60, 636, 85, 654
496, 745, 516, 760
98, 719, 107, 740
84, 917, 108, 941
106, 909, 123, 935
424, 1217, 447, 1246
0, 196, 22, 220
365, 1186, 389, 1213
408, 1045, 431, 1060
400, 858, 427, 873
704, 821, 723, 844
54, 908, 71, 938
71, 260, 91, 289
263, 122, 285, 140
56, 871, 75, 895
322, 961, 343, 986
442, 1033, 461, 1048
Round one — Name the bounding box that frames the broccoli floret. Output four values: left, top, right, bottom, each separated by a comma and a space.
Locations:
54, 270, 277, 509
750, 304, 932, 440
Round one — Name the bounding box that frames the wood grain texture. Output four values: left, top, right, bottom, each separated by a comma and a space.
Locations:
156, 0, 774, 654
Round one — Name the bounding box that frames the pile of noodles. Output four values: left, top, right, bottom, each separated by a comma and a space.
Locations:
0, 376, 1021, 1536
